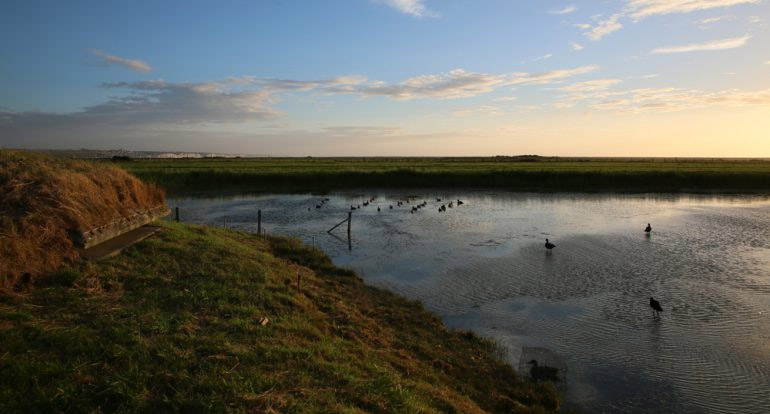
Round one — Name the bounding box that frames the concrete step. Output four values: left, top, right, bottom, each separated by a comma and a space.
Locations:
79, 225, 161, 260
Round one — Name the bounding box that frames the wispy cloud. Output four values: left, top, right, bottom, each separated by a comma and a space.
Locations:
453, 105, 502, 117
574, 1, 759, 41
341, 66, 597, 100
651, 35, 750, 54
582, 14, 623, 41
626, 0, 761, 20
533, 53, 554, 61
353, 69, 508, 100
570, 41, 585, 51
376, 0, 438, 18
550, 5, 578, 15
91, 49, 152, 73
509, 65, 599, 85
698, 16, 730, 26
553, 80, 770, 113
0, 65, 600, 135
560, 79, 624, 92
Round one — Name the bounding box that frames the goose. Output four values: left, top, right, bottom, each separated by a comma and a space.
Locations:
527, 360, 560, 383
457, 199, 464, 205
649, 297, 663, 317
645, 223, 652, 233
545, 239, 556, 250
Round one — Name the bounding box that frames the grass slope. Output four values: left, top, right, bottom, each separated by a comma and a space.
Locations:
117, 157, 770, 194
0, 222, 560, 414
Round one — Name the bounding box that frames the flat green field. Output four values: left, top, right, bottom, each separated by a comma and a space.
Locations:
115, 157, 770, 194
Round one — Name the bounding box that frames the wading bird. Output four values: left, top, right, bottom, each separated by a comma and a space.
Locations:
649, 297, 663, 317
645, 223, 652, 233
545, 239, 556, 250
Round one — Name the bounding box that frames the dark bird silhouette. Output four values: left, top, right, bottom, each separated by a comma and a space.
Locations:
377, 206, 381, 212
545, 239, 555, 250
527, 360, 560, 383
649, 297, 663, 316
457, 199, 463, 205
645, 223, 652, 233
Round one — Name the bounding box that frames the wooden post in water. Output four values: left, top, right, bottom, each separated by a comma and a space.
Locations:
327, 212, 352, 250
257, 209, 261, 234
347, 211, 352, 251
175, 207, 179, 222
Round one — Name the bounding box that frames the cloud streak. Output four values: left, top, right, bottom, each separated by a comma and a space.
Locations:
625, 0, 761, 20
377, 0, 437, 17
324, 66, 598, 100
91, 49, 152, 73
651, 35, 750, 54
570, 41, 585, 51
582, 14, 623, 41
554, 78, 770, 113
550, 5, 578, 15
0, 65, 599, 137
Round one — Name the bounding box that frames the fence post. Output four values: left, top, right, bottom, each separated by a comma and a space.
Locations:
257, 209, 261, 234
347, 211, 352, 251
175, 207, 179, 222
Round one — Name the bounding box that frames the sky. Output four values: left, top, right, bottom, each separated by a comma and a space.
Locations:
1, 0, 769, 157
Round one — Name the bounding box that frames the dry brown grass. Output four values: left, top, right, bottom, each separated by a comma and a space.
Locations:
0, 150, 165, 290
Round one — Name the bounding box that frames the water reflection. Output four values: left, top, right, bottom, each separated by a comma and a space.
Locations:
167, 191, 770, 414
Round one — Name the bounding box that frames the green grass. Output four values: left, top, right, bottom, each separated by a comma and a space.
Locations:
114, 157, 770, 194
0, 222, 561, 414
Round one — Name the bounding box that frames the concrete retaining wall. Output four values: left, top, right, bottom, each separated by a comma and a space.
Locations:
72, 206, 170, 249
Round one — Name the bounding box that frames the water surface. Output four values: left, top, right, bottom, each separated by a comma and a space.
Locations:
168, 191, 770, 413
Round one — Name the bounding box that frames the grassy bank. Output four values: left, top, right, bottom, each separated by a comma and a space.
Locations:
0, 222, 560, 413
116, 157, 770, 194
0, 150, 165, 290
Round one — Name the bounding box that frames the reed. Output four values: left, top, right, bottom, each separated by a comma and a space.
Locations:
116, 157, 770, 194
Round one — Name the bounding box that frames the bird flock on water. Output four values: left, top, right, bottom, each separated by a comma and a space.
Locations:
311, 195, 664, 320
305, 194, 665, 384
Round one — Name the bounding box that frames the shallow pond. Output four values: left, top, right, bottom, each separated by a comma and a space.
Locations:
168, 191, 770, 413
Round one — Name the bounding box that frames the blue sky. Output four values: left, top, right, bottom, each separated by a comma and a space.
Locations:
1, 0, 769, 156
